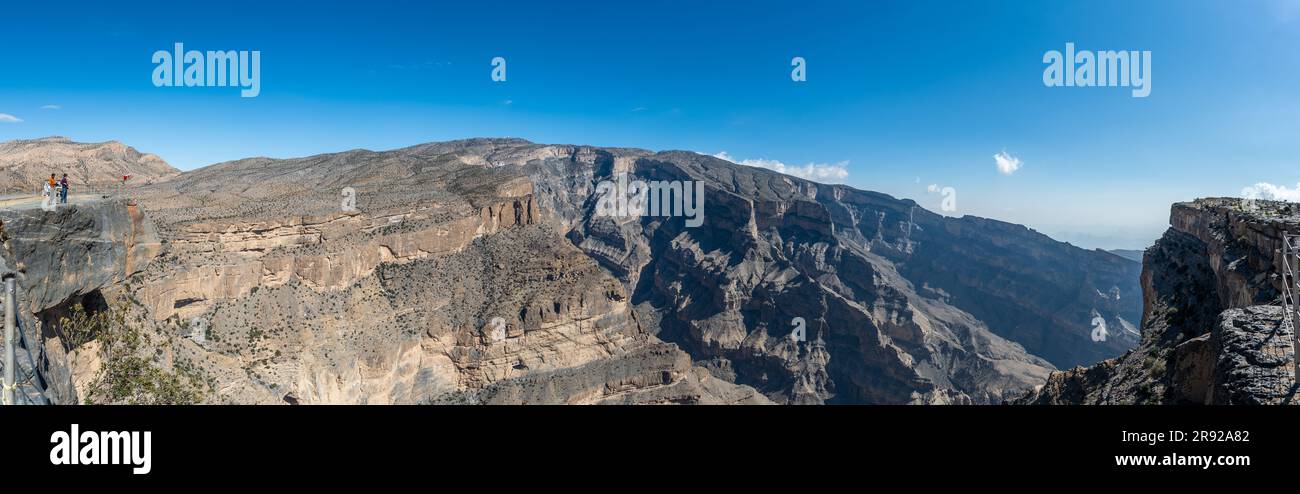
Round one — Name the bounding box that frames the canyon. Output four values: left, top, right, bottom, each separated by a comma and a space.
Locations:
2, 137, 1156, 404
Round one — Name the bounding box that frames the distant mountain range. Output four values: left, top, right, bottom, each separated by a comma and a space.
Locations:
0, 136, 179, 194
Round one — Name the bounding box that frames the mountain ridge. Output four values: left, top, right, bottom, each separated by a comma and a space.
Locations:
0, 136, 179, 194
2, 137, 1143, 404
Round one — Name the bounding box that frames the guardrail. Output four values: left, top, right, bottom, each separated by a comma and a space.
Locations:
3, 274, 13, 405
1, 273, 51, 405
1283, 233, 1300, 385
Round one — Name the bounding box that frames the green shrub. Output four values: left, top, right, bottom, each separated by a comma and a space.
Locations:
59, 302, 211, 405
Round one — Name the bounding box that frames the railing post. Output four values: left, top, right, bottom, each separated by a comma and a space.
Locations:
1285, 233, 1300, 388
1292, 236, 1299, 387
3, 274, 16, 406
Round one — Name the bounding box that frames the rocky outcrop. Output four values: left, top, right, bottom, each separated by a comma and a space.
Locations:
0, 200, 160, 314
139, 195, 538, 321
1019, 198, 1299, 405
473, 343, 772, 405
1212, 305, 1295, 404
1168, 199, 1295, 307
0, 199, 163, 403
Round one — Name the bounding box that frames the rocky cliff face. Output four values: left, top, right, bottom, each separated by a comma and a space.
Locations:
0, 137, 179, 194
557, 150, 1138, 403
74, 140, 771, 404
3, 138, 1146, 404
0, 199, 162, 403
1019, 198, 1299, 405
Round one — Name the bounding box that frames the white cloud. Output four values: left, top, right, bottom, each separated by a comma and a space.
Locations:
0, 113, 22, 123
713, 151, 849, 183
40, 104, 61, 110
994, 150, 1022, 175
501, 99, 513, 105
1242, 182, 1300, 202
631, 107, 647, 112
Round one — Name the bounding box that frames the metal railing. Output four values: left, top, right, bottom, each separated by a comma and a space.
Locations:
1, 274, 51, 405
1283, 233, 1300, 386
3, 275, 13, 405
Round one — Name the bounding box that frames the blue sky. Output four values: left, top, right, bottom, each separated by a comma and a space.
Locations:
2, 0, 1299, 249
